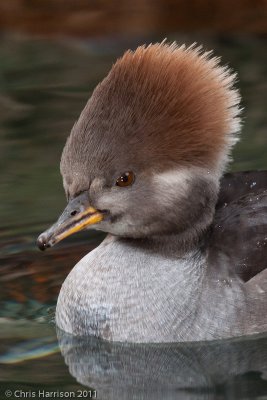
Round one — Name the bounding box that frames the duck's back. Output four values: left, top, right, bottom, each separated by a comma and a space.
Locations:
205, 170, 267, 334
217, 170, 267, 210
210, 170, 267, 281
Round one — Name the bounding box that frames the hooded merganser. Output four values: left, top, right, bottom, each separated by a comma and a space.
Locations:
37, 42, 267, 343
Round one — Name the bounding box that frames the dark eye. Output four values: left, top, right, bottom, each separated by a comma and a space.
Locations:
116, 171, 135, 187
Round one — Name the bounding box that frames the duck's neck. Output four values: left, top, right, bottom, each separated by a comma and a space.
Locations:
124, 231, 206, 257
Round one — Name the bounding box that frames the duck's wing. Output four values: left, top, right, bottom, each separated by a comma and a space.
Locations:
208, 171, 267, 282
216, 170, 267, 209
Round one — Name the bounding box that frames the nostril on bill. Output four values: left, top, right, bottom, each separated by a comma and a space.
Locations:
70, 210, 77, 216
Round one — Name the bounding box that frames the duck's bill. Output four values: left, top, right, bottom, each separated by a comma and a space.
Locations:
36, 192, 104, 251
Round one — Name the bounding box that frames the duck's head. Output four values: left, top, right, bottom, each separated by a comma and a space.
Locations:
37, 42, 241, 250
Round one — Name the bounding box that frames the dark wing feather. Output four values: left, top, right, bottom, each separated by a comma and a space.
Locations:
216, 170, 267, 209
208, 171, 267, 282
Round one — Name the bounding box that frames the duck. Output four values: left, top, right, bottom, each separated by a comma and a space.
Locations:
37, 42, 267, 343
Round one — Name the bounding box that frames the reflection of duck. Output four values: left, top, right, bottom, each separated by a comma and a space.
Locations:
37, 43, 267, 342
57, 329, 267, 400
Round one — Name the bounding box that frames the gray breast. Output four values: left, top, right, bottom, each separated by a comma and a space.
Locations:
55, 234, 264, 342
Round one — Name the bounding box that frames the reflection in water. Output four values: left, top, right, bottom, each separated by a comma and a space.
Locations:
0, 234, 102, 320
58, 330, 267, 400
0, 336, 58, 364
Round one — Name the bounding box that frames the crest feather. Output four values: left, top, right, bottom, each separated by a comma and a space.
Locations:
61, 41, 242, 182
106, 41, 241, 172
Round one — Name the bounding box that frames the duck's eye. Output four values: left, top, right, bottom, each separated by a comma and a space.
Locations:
116, 171, 135, 187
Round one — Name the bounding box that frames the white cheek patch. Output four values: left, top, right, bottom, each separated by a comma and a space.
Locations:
153, 169, 192, 188
152, 169, 192, 211
152, 167, 218, 208
152, 169, 192, 206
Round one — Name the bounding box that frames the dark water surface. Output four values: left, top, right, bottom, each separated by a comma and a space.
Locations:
1, 34, 267, 399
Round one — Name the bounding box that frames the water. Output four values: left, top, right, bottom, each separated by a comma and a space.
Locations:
0, 34, 267, 399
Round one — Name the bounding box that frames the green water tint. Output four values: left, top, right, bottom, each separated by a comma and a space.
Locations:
0, 34, 267, 398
